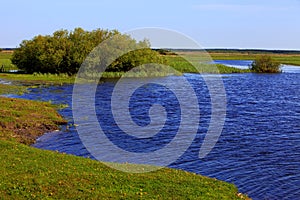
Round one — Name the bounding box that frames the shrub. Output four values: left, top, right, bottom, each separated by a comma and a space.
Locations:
250, 55, 281, 73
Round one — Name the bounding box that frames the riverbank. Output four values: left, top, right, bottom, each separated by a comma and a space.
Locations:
0, 82, 250, 199
0, 50, 251, 81
209, 52, 300, 66
0, 62, 250, 83
0, 97, 67, 145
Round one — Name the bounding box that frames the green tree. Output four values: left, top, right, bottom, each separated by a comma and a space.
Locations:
250, 55, 281, 73
11, 28, 164, 75
11, 28, 166, 75
11, 28, 120, 75
108, 48, 167, 72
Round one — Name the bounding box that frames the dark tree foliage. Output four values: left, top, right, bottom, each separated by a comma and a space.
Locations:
250, 55, 281, 73
11, 28, 164, 75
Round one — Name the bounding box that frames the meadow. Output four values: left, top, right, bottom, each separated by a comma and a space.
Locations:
208, 50, 300, 66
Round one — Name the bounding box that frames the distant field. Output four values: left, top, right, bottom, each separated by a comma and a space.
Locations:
177, 51, 300, 66
165, 54, 251, 74
0, 51, 17, 71
209, 53, 300, 66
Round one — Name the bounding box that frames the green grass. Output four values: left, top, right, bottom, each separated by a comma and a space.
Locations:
0, 51, 13, 60
171, 50, 300, 66
166, 55, 251, 74
0, 51, 17, 71
207, 52, 300, 66
0, 73, 75, 85
0, 140, 249, 199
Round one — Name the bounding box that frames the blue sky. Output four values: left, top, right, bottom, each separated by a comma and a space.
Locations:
1, 0, 300, 49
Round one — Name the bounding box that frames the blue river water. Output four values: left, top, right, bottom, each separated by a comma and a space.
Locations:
6, 61, 300, 200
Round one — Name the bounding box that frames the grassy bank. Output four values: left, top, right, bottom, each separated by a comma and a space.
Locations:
0, 83, 250, 199
0, 140, 249, 199
166, 55, 251, 74
0, 83, 27, 95
0, 50, 251, 82
0, 73, 75, 85
0, 65, 247, 83
0, 97, 67, 145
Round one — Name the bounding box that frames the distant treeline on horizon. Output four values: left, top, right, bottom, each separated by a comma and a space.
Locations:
158, 48, 300, 54
2, 47, 300, 54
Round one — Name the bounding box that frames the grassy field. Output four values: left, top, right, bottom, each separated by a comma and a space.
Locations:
209, 53, 300, 66
0, 83, 250, 199
208, 52, 300, 66
0, 51, 17, 71
166, 55, 251, 73
170, 50, 300, 66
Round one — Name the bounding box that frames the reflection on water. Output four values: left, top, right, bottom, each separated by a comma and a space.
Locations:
9, 71, 300, 200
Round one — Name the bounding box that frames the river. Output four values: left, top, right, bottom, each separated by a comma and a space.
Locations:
7, 61, 300, 200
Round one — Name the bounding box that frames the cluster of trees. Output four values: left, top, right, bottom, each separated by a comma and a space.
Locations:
250, 55, 281, 73
11, 28, 165, 75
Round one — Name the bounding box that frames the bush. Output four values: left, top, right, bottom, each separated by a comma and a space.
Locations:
250, 55, 281, 73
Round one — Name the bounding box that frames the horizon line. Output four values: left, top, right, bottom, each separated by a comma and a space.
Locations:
2, 47, 300, 52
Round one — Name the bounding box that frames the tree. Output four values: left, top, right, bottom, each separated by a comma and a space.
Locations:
10, 28, 117, 74
11, 28, 164, 75
250, 55, 281, 73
